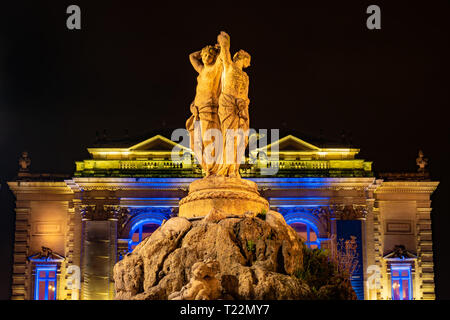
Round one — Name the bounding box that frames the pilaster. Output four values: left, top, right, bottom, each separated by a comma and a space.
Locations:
416, 206, 435, 299
11, 205, 31, 300
80, 194, 119, 300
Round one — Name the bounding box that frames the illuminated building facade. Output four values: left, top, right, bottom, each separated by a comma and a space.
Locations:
7, 133, 439, 300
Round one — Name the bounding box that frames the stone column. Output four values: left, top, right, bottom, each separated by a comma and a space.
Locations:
80, 202, 118, 300
363, 198, 378, 300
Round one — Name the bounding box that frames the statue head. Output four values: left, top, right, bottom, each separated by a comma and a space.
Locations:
191, 262, 209, 279
201, 45, 220, 66
233, 49, 251, 69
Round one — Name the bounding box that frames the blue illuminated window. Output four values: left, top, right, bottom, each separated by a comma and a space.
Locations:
290, 222, 320, 249
391, 265, 412, 300
34, 264, 57, 300
129, 221, 160, 251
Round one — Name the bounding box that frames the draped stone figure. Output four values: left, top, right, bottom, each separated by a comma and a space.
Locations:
180, 32, 267, 218
186, 44, 223, 177
216, 31, 251, 178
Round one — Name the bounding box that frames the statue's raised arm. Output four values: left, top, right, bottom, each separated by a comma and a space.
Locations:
189, 50, 204, 73
216, 31, 252, 178
217, 31, 232, 69
185, 43, 223, 177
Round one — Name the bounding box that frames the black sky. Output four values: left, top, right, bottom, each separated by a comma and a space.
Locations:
0, 1, 449, 299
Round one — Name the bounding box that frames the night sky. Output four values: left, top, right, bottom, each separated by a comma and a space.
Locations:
0, 1, 449, 299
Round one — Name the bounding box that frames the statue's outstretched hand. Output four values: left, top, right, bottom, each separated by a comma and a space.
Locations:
220, 31, 230, 39
217, 31, 230, 47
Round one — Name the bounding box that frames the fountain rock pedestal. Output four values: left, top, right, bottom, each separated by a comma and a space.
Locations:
113, 210, 310, 300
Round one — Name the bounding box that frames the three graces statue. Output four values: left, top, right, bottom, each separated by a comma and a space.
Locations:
186, 31, 251, 178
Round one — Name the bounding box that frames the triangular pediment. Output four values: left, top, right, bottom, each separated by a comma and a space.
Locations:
260, 135, 320, 152
383, 245, 417, 260
129, 135, 188, 152
28, 247, 65, 262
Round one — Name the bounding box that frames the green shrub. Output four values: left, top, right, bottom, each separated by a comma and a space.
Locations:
246, 240, 256, 252
256, 209, 267, 220
294, 245, 356, 300
295, 246, 334, 289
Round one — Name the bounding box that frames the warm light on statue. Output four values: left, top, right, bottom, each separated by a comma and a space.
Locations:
180, 31, 268, 218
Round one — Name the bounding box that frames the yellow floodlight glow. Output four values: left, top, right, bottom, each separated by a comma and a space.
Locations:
97, 151, 130, 156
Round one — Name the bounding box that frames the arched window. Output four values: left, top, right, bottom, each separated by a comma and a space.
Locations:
128, 219, 161, 251
289, 221, 320, 249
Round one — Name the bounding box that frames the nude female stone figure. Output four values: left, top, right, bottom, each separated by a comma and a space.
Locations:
186, 44, 223, 176
216, 31, 251, 178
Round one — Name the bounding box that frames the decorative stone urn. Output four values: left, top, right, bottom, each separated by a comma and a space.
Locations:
179, 176, 269, 218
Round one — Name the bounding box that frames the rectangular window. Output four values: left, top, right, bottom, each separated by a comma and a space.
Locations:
391, 265, 412, 300
34, 264, 57, 300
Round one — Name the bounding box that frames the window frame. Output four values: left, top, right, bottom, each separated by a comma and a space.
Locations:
391, 264, 413, 300
34, 264, 58, 300
128, 219, 162, 251
288, 220, 321, 249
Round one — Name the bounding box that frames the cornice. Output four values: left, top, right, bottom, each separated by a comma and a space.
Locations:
7, 181, 74, 194
9, 177, 438, 196
375, 181, 439, 194
251, 177, 377, 190
65, 177, 195, 192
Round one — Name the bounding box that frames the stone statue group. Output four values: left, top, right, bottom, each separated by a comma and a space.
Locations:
186, 31, 251, 179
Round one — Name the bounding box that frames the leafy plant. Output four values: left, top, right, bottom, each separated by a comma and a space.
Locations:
294, 240, 358, 300
295, 246, 335, 290
246, 240, 256, 252
256, 209, 267, 220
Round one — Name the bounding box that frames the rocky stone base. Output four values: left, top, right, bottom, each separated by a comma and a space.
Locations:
178, 176, 269, 218
113, 209, 310, 300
